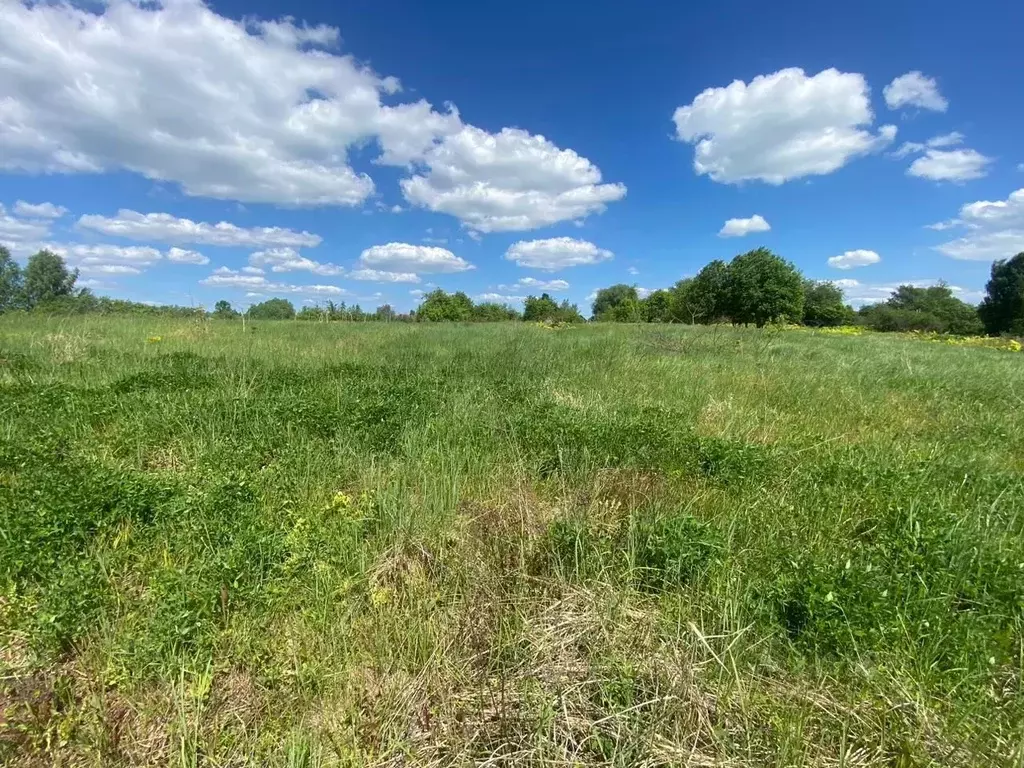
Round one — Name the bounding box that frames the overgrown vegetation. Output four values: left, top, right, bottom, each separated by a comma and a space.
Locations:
1, 316, 1022, 766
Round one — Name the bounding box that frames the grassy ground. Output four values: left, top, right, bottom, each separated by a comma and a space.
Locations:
1, 315, 1022, 766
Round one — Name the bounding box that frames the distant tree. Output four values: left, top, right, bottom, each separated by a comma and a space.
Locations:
670, 261, 731, 324
375, 303, 396, 322
212, 299, 239, 319
22, 249, 78, 308
726, 248, 804, 327
472, 301, 520, 321
591, 284, 640, 321
247, 297, 295, 320
555, 300, 585, 324
523, 293, 560, 322
978, 253, 1024, 335
640, 289, 673, 322
887, 283, 983, 336
0, 246, 23, 312
802, 280, 854, 327
416, 289, 473, 321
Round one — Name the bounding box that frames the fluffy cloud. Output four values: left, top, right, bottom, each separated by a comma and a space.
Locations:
505, 238, 613, 270
249, 247, 344, 275
400, 126, 626, 232
478, 293, 526, 303
348, 269, 421, 283
78, 210, 322, 248
932, 188, 1024, 260
0, 0, 451, 205
501, 277, 571, 292
908, 149, 992, 182
0, 204, 52, 244
672, 68, 895, 184
167, 247, 209, 265
1, 0, 623, 224
200, 267, 349, 295
14, 201, 67, 219
358, 243, 473, 273
55, 243, 163, 266
892, 131, 963, 158
884, 72, 947, 112
828, 249, 881, 269
719, 214, 770, 238
627, 266, 639, 276
78, 264, 142, 275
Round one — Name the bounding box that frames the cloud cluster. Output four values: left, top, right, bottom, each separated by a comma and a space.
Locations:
1, 0, 625, 232
400, 126, 627, 232
78, 210, 322, 248
249, 247, 344, 276
499, 277, 571, 292
673, 68, 896, 184
719, 214, 770, 238
14, 201, 67, 219
883, 72, 948, 112
828, 250, 881, 270
200, 267, 350, 296
358, 243, 474, 274
932, 188, 1024, 261
505, 238, 613, 270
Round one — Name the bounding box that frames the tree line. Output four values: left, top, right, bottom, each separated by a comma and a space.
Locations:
3, 246, 1022, 336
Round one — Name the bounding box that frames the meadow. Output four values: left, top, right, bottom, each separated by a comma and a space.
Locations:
1, 315, 1022, 766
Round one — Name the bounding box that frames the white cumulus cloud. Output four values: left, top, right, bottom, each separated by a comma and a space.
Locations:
249, 247, 344, 275
13, 201, 67, 219
932, 188, 1024, 260
477, 293, 526, 303
908, 149, 992, 182
400, 126, 626, 232
0, 204, 53, 244
501, 277, 571, 292
505, 237, 613, 271
167, 247, 209, 265
828, 249, 881, 269
719, 214, 770, 238
358, 243, 473, 273
348, 268, 421, 283
672, 68, 895, 185
199, 267, 350, 295
78, 210, 322, 248
884, 72, 948, 112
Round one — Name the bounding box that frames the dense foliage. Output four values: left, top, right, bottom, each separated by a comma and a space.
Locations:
978, 252, 1024, 335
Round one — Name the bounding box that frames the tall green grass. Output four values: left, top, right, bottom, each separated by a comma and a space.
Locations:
1, 315, 1022, 765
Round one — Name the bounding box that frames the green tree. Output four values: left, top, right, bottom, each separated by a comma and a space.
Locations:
0, 246, 23, 312
416, 289, 473, 321
375, 304, 396, 322
247, 297, 296, 320
978, 253, 1024, 336
802, 280, 854, 327
212, 299, 239, 319
22, 249, 78, 308
726, 248, 804, 327
887, 283, 982, 335
472, 302, 520, 321
591, 284, 640, 321
524, 293, 561, 322
640, 289, 672, 322
670, 261, 731, 324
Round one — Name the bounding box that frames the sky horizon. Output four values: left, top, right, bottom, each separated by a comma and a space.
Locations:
1, 0, 1022, 313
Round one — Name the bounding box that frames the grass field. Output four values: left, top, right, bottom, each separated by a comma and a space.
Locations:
1, 315, 1023, 766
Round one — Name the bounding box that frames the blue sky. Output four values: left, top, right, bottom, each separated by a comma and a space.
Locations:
1, 0, 1022, 312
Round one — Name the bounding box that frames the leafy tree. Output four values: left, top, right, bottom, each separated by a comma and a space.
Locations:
555, 300, 585, 324
22, 249, 78, 308
212, 299, 239, 319
247, 297, 296, 320
0, 246, 23, 312
592, 284, 640, 321
669, 261, 731, 324
887, 283, 982, 335
416, 289, 473, 321
726, 248, 804, 327
524, 293, 560, 322
802, 280, 854, 327
472, 301, 520, 321
640, 289, 672, 322
978, 253, 1024, 335
375, 304, 396, 322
